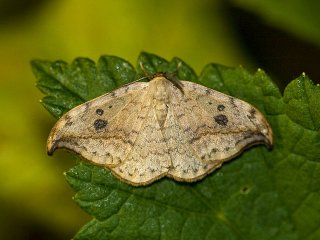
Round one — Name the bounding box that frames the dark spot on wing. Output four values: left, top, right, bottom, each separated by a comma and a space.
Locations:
93, 119, 108, 130
127, 140, 134, 146
66, 121, 73, 126
210, 148, 218, 154
217, 104, 225, 111
109, 105, 112, 108
131, 130, 139, 135
96, 108, 104, 116
229, 97, 237, 108
177, 113, 185, 119
84, 102, 90, 111
247, 108, 256, 119
208, 102, 212, 105
214, 114, 228, 126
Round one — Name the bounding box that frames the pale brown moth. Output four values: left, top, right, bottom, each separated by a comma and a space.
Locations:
47, 72, 272, 186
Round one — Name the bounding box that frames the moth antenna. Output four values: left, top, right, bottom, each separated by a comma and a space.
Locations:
136, 76, 149, 82
165, 72, 184, 94
176, 61, 182, 70
171, 76, 185, 94
172, 61, 182, 77
161, 61, 184, 94
139, 62, 150, 77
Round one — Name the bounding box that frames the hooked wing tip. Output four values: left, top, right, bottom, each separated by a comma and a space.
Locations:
262, 127, 273, 150
47, 139, 59, 156
264, 137, 273, 150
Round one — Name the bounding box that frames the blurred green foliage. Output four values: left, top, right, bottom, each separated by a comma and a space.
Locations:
0, 0, 319, 239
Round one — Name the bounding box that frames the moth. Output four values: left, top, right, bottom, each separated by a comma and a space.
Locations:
47, 72, 272, 186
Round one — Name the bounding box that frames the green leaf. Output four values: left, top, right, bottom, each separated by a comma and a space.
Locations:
33, 52, 320, 240
283, 73, 320, 130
